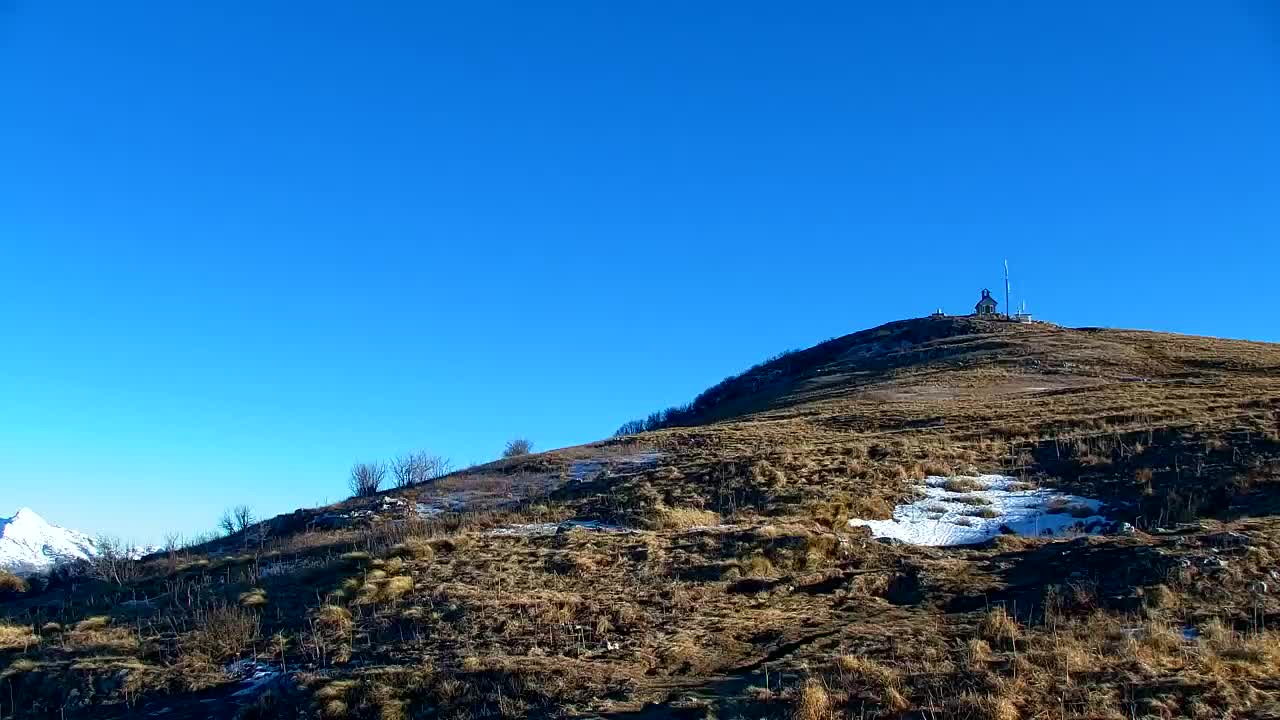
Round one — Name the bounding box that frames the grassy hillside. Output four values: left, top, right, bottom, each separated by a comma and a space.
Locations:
4, 317, 1280, 719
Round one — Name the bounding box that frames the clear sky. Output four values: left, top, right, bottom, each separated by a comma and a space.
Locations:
2, 2, 1278, 542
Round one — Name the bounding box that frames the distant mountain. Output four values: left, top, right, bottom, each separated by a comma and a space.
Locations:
0, 508, 98, 577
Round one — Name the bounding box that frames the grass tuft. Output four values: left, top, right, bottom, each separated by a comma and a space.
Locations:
792, 678, 834, 720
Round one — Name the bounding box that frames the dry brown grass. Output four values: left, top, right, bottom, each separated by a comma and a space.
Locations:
831, 655, 910, 711
0, 570, 26, 595
792, 679, 834, 720
944, 477, 986, 492
0, 621, 37, 650
379, 575, 415, 603
979, 607, 1021, 649
316, 604, 353, 631
947, 692, 1019, 720
650, 506, 721, 529
388, 537, 434, 561
182, 606, 259, 662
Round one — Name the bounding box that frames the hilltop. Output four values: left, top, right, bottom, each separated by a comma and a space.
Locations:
3, 317, 1280, 719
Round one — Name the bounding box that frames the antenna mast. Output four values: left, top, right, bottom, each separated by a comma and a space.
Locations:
1004, 260, 1010, 321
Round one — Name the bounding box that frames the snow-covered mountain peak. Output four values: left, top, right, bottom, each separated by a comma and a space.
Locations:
8, 507, 47, 524
0, 508, 98, 577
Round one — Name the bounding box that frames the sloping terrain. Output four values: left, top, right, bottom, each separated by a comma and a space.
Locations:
4, 317, 1280, 719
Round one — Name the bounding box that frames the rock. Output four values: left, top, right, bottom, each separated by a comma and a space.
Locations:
1113, 522, 1136, 536
876, 537, 905, 546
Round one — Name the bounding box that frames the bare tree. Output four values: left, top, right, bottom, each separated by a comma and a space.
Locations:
232, 505, 255, 533
349, 462, 387, 497
392, 451, 452, 488
502, 438, 533, 458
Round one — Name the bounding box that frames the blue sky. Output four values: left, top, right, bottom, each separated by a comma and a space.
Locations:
2, 2, 1278, 541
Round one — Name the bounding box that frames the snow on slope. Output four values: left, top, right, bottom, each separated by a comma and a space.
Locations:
0, 508, 98, 576
849, 475, 1110, 546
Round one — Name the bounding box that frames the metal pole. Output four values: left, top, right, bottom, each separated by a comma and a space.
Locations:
1004, 260, 1010, 320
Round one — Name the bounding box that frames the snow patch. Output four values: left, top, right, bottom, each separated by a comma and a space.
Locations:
415, 494, 470, 518
225, 660, 281, 697
0, 508, 98, 576
569, 451, 662, 482
848, 475, 1110, 546
487, 520, 637, 537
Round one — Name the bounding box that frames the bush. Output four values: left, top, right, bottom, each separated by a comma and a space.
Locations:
90, 536, 140, 586
502, 438, 533, 458
183, 606, 259, 662
0, 570, 27, 595
349, 462, 387, 497
392, 452, 451, 488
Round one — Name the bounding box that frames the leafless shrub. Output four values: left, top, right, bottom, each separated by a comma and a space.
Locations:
392, 451, 452, 488
163, 532, 182, 573
349, 462, 387, 497
183, 530, 220, 550
90, 535, 140, 586
502, 438, 533, 458
614, 419, 647, 437
0, 570, 27, 595
218, 509, 236, 537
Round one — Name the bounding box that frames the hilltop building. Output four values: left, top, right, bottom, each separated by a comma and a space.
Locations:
1013, 301, 1033, 323
974, 289, 999, 316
